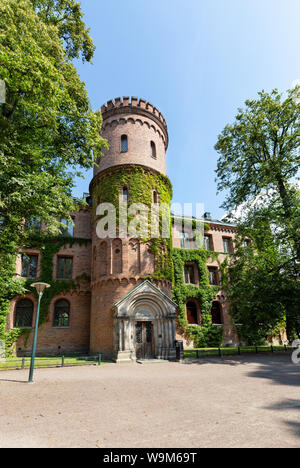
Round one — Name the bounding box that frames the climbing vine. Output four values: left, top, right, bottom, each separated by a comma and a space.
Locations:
172, 248, 223, 347
93, 165, 173, 281
4, 235, 91, 354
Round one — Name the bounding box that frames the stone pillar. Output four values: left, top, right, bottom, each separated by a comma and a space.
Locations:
115, 318, 132, 363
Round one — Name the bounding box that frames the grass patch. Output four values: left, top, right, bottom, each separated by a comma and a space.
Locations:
0, 355, 110, 370
184, 345, 292, 359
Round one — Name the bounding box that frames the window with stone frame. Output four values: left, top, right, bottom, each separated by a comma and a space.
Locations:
121, 134, 128, 153
208, 267, 219, 285
53, 299, 70, 327
14, 299, 33, 328
57, 256, 73, 280
21, 254, 38, 278
222, 237, 232, 254
184, 263, 197, 284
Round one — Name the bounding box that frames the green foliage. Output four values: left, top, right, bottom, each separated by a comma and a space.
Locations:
215, 88, 300, 262
94, 166, 174, 281
172, 248, 222, 348
0, 0, 107, 245
1, 235, 91, 355
0, 0, 105, 354
215, 87, 300, 343
30, 0, 96, 62
219, 212, 299, 345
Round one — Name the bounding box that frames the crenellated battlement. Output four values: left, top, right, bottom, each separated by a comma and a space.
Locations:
100, 96, 168, 132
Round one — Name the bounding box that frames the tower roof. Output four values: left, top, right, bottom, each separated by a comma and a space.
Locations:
100, 96, 168, 148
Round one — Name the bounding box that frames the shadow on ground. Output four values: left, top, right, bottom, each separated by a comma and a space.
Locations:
183, 353, 300, 441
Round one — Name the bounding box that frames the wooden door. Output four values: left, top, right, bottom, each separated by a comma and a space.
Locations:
136, 322, 153, 359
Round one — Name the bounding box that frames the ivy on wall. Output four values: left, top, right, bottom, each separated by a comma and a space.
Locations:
172, 248, 223, 348
93, 165, 174, 281
4, 235, 91, 354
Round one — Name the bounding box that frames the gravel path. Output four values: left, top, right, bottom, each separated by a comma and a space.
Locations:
0, 354, 299, 448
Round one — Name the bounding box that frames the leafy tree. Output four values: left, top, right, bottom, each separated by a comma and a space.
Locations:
215, 88, 300, 262
0, 0, 107, 353
0, 0, 107, 240
30, 0, 95, 62
220, 209, 300, 344
215, 89, 300, 343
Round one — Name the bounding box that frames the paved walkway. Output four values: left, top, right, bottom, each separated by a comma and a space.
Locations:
0, 355, 299, 448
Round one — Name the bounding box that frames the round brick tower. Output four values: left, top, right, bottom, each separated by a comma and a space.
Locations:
89, 97, 177, 362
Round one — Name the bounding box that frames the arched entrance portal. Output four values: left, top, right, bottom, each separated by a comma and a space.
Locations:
113, 280, 178, 362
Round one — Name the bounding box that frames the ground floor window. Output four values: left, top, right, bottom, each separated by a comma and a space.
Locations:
14, 299, 33, 328
53, 299, 70, 327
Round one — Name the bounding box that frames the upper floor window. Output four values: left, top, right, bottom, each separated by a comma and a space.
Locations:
0, 213, 5, 230
14, 299, 33, 328
151, 141, 156, 159
26, 217, 41, 232
60, 218, 74, 237
121, 186, 129, 203
57, 256, 73, 280
121, 135, 128, 153
53, 299, 70, 327
223, 237, 231, 254
184, 264, 196, 284
180, 231, 190, 249
208, 267, 218, 285
243, 239, 251, 247
153, 190, 159, 204
203, 235, 212, 251
21, 254, 38, 279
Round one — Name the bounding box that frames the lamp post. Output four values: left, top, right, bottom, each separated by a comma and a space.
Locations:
28, 282, 50, 383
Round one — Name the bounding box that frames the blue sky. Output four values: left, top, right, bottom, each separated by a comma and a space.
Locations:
73, 0, 300, 220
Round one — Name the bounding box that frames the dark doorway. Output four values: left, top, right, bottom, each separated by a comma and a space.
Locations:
211, 301, 222, 324
186, 301, 198, 324
136, 322, 154, 359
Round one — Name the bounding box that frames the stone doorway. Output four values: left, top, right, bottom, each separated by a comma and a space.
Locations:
135, 321, 154, 360
113, 280, 178, 363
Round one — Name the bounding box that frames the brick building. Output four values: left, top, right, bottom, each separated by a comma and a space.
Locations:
8, 97, 239, 360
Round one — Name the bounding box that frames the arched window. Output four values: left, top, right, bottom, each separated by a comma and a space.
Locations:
53, 299, 70, 327
186, 301, 198, 325
211, 301, 222, 325
153, 190, 159, 204
150, 141, 156, 159
121, 135, 128, 153
14, 299, 33, 328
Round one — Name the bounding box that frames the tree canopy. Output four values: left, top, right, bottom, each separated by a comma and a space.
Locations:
215, 88, 300, 343
215, 88, 300, 261
0, 0, 107, 353
0, 0, 107, 243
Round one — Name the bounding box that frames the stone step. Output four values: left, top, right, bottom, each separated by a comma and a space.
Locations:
136, 359, 169, 364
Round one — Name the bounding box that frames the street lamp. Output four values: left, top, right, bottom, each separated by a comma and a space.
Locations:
28, 282, 50, 383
